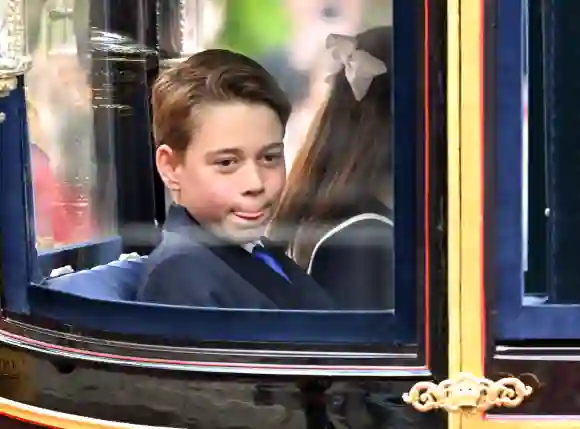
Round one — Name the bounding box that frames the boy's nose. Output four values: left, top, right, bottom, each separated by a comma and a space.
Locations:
242, 165, 266, 195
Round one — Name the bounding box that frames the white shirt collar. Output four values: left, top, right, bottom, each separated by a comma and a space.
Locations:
242, 241, 262, 253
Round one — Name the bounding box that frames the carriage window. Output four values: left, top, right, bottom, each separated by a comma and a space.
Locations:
523, 0, 580, 304
494, 0, 580, 340
524, 1, 580, 304
25, 0, 116, 251
18, 0, 443, 348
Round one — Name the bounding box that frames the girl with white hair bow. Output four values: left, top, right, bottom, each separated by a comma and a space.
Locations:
273, 26, 395, 311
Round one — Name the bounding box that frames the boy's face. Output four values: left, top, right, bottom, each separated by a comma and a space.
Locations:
157, 101, 286, 243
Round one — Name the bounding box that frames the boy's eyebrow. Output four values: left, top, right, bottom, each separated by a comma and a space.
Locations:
206, 142, 284, 158
206, 148, 243, 158
261, 142, 284, 151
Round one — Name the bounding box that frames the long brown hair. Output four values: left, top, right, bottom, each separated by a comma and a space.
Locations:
272, 26, 393, 266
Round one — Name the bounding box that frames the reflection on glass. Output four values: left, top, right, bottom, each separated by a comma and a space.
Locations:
24, 0, 114, 249
521, 0, 528, 275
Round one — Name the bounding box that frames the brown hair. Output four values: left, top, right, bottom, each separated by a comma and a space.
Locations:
152, 49, 291, 151
272, 27, 393, 265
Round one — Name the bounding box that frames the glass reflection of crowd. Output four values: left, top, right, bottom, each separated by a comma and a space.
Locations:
25, 0, 96, 248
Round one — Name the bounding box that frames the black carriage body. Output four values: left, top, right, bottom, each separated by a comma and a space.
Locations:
0, 324, 446, 428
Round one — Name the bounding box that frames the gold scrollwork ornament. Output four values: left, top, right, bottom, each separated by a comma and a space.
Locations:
402, 373, 533, 414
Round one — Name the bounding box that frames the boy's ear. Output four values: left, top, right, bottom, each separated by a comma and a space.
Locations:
155, 145, 181, 191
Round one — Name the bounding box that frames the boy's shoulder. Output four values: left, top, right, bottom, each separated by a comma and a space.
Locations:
136, 233, 220, 305
143, 230, 212, 274
136, 231, 280, 309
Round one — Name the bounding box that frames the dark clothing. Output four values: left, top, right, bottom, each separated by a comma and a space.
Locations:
307, 198, 394, 310
137, 204, 335, 310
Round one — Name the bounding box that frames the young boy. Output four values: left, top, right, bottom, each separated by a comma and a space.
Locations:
136, 49, 334, 310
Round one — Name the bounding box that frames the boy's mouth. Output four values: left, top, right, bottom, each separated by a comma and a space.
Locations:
232, 204, 272, 222
232, 211, 266, 221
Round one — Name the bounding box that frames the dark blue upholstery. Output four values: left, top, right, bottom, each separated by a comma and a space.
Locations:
31, 257, 402, 343
44, 257, 144, 302
37, 236, 123, 278
29, 283, 398, 343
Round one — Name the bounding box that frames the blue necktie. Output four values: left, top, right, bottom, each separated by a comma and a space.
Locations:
252, 245, 290, 282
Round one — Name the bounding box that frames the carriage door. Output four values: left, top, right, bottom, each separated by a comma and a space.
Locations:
444, 0, 580, 428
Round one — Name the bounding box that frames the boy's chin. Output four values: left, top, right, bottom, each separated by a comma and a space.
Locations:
229, 227, 267, 244
212, 223, 267, 244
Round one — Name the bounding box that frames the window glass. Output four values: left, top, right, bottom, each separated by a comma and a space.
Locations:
25, 0, 116, 250
522, 0, 546, 301
23, 0, 436, 346
524, 0, 580, 304
494, 0, 580, 341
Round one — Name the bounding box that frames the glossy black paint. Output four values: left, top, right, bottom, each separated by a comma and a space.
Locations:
0, 246, 444, 429
0, 307, 447, 428
488, 345, 580, 416
0, 346, 445, 428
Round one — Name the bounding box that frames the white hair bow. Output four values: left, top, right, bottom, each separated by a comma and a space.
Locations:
325, 33, 388, 101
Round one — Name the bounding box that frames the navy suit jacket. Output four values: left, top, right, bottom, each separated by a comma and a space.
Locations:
136, 204, 335, 310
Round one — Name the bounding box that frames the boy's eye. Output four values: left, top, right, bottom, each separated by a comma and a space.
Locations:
263, 152, 283, 163
215, 159, 237, 168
